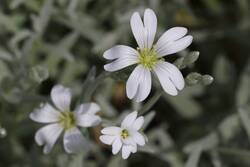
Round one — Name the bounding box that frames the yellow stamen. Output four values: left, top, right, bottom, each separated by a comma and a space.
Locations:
121, 129, 129, 139
138, 47, 161, 69
59, 111, 76, 130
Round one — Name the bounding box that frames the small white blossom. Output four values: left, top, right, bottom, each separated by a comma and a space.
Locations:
30, 85, 101, 154
100, 111, 146, 159
103, 8, 193, 102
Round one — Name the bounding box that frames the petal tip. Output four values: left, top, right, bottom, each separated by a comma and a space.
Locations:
103, 64, 111, 72
99, 135, 106, 144
179, 82, 185, 90
103, 50, 111, 59
103, 52, 108, 59
145, 8, 154, 13
186, 35, 193, 43
134, 98, 144, 103
170, 91, 178, 96
29, 112, 35, 120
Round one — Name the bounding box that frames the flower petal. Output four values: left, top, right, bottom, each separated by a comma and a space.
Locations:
130, 144, 137, 153
51, 85, 72, 111
122, 145, 135, 159
164, 62, 185, 90
35, 123, 63, 154
104, 56, 138, 72
156, 35, 193, 57
76, 113, 101, 127
133, 132, 145, 146
30, 103, 60, 123
63, 127, 90, 153
103, 45, 138, 60
130, 12, 145, 49
133, 67, 152, 102
74, 103, 100, 115
99, 135, 116, 145
132, 116, 144, 130
143, 8, 157, 48
122, 136, 136, 145
112, 138, 122, 154
126, 66, 141, 99
121, 111, 138, 128
155, 27, 188, 51
153, 63, 178, 96
101, 126, 121, 135
126, 65, 152, 102
156, 62, 184, 90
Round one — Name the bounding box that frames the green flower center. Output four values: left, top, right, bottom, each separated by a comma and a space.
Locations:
138, 47, 161, 69
121, 129, 129, 139
59, 111, 76, 130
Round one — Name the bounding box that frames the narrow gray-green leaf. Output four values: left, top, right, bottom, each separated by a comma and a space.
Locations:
238, 107, 250, 139
163, 93, 202, 119
32, 0, 53, 35
142, 111, 156, 130
213, 56, 234, 84
185, 146, 202, 167
236, 66, 250, 107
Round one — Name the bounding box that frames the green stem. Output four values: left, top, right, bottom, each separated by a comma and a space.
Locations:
139, 90, 162, 115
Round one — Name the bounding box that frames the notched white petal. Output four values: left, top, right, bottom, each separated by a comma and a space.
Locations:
121, 111, 138, 128
30, 103, 60, 123
126, 66, 141, 99
35, 123, 63, 154
132, 116, 144, 130
133, 132, 146, 146
63, 127, 90, 153
104, 57, 138, 72
99, 135, 116, 145
143, 8, 157, 48
76, 114, 101, 127
112, 138, 122, 154
130, 12, 145, 49
155, 27, 193, 57
74, 103, 100, 115
153, 63, 178, 96
122, 136, 136, 145
163, 62, 185, 90
122, 145, 135, 159
103, 45, 139, 72
156, 27, 188, 49
101, 126, 121, 135
103, 45, 138, 60
157, 35, 193, 57
126, 65, 152, 102
51, 85, 72, 111
133, 67, 151, 102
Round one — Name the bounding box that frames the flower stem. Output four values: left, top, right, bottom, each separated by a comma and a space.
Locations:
139, 90, 162, 115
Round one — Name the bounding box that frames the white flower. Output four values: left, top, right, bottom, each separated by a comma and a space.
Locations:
103, 8, 193, 102
99, 111, 146, 159
30, 85, 101, 154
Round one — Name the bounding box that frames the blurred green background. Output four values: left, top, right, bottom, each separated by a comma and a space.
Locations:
1, 0, 250, 166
